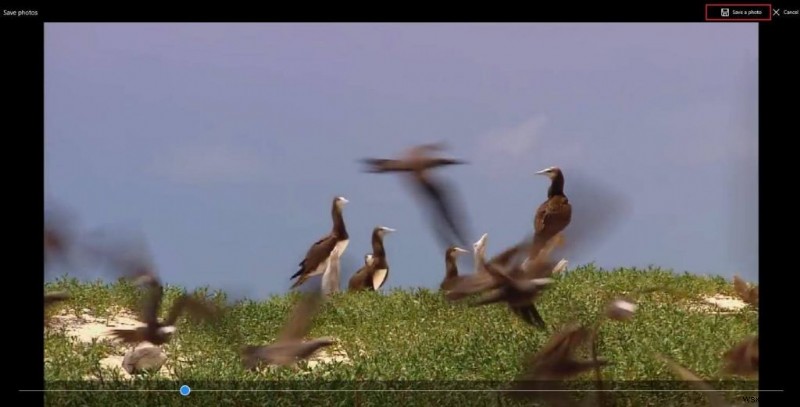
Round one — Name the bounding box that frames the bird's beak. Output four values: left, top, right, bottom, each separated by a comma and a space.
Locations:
475, 233, 488, 246
380, 227, 396, 233
535, 168, 551, 175
340, 198, 349, 204
454, 247, 469, 254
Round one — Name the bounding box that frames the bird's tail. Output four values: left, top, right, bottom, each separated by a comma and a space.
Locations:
290, 267, 303, 280
290, 273, 308, 289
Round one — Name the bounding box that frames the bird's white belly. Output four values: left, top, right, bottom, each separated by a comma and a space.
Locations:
372, 268, 388, 290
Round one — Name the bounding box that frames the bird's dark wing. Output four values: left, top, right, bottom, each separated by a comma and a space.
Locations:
291, 235, 338, 284
413, 175, 471, 248
360, 158, 414, 173
140, 282, 164, 326
278, 292, 323, 343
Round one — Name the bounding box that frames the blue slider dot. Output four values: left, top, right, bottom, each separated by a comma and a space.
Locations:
179, 385, 191, 396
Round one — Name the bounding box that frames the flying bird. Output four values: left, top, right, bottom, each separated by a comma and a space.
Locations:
470, 261, 554, 328
721, 335, 758, 377
110, 276, 221, 346
290, 196, 350, 289
732, 275, 758, 308
240, 292, 335, 369
655, 354, 729, 407
439, 246, 469, 292
508, 323, 610, 405
360, 143, 471, 249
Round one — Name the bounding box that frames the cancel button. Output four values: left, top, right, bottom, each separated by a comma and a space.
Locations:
784, 9, 799, 15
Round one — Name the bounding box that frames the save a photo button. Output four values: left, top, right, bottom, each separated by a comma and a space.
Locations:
706, 4, 772, 21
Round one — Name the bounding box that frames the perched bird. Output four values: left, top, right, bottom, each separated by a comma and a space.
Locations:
346, 227, 396, 291
240, 292, 335, 369
290, 196, 350, 289
368, 226, 395, 290
721, 335, 758, 377
656, 354, 728, 407
529, 166, 572, 263
439, 246, 469, 292
360, 143, 471, 249
348, 254, 377, 292
732, 275, 758, 308
110, 276, 220, 346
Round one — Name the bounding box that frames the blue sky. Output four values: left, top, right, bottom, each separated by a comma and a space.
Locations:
44, 23, 759, 298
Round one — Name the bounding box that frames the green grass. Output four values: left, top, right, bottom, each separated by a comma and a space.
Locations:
43, 265, 758, 406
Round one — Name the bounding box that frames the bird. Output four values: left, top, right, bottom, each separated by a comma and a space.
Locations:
470, 260, 554, 328
439, 246, 469, 292
367, 226, 395, 291
471, 233, 490, 275
347, 227, 396, 291
110, 275, 221, 346
508, 323, 610, 405
655, 354, 728, 407
240, 292, 335, 369
529, 166, 572, 264
721, 335, 758, 377
732, 275, 758, 308
290, 196, 350, 289
348, 254, 377, 292
445, 230, 564, 302
360, 143, 471, 249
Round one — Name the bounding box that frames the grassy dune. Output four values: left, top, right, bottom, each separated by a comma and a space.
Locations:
43, 265, 758, 406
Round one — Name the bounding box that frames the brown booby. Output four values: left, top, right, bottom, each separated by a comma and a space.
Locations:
529, 166, 572, 264
368, 226, 395, 290
360, 143, 471, 249
290, 196, 350, 289
348, 226, 396, 291
733, 275, 759, 308
110, 275, 220, 346
472, 233, 489, 274
240, 292, 335, 369
470, 261, 554, 329
439, 246, 469, 292
722, 335, 758, 377
509, 323, 609, 404
348, 254, 377, 292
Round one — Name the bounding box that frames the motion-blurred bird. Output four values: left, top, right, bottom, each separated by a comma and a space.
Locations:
290, 196, 350, 289
360, 143, 471, 249
470, 261, 554, 328
656, 354, 729, 407
110, 275, 221, 346
240, 292, 335, 369
721, 335, 758, 377
44, 291, 70, 308
732, 275, 758, 308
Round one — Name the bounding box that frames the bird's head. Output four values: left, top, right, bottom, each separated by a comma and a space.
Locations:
473, 233, 488, 255
375, 226, 396, 238
535, 166, 562, 180
447, 246, 469, 259
334, 196, 349, 210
